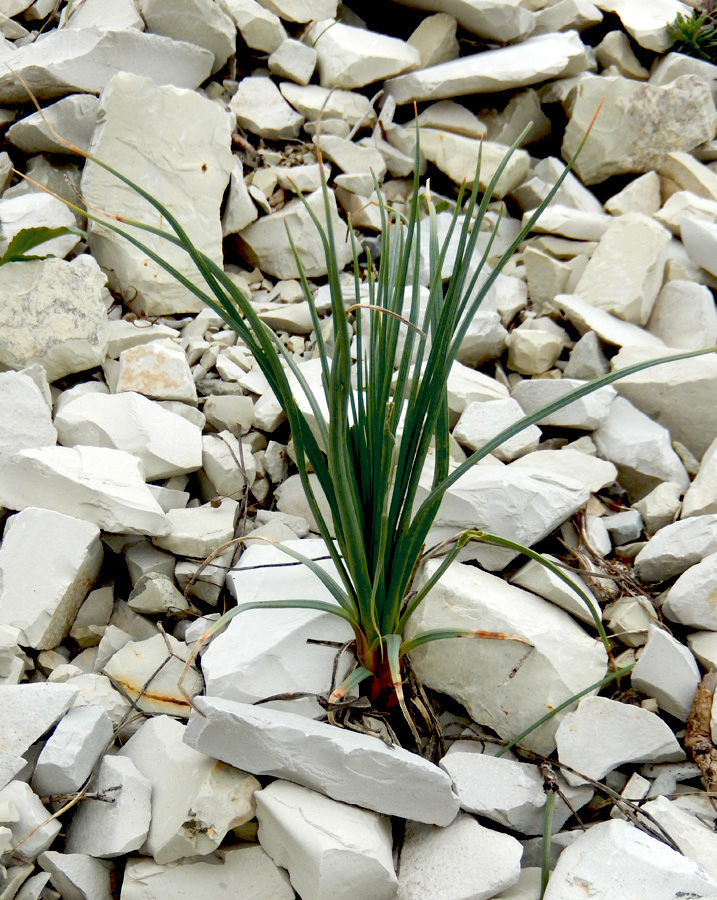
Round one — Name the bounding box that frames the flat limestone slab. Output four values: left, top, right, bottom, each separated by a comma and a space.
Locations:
184, 698, 460, 826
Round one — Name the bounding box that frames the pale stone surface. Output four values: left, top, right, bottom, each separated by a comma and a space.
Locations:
307, 19, 419, 89
256, 781, 397, 900
684, 438, 717, 518
556, 696, 684, 786
651, 50, 717, 102
116, 343, 197, 404
103, 633, 203, 718
118, 716, 259, 864
635, 514, 717, 582
230, 76, 304, 140
280, 82, 376, 127
534, 0, 602, 34
153, 498, 238, 557
32, 705, 112, 796
646, 280, 717, 350
260, 0, 337, 20
184, 698, 460, 825
419, 131, 529, 198
447, 362, 509, 415
38, 851, 112, 900
563, 75, 717, 185
506, 320, 566, 375
660, 150, 717, 202
453, 398, 540, 461
55, 391, 202, 481
385, 31, 590, 104
389, 0, 534, 43
222, 157, 258, 235
611, 345, 717, 459
640, 795, 717, 882
0, 781, 61, 861
65, 755, 151, 857
201, 431, 256, 498
0, 683, 78, 757
543, 818, 717, 898
441, 746, 591, 836
268, 38, 316, 85
511, 378, 615, 430
397, 812, 523, 900
0, 27, 213, 103
655, 191, 717, 235
7, 94, 98, 155
594, 0, 692, 52
0, 446, 170, 535
631, 624, 700, 721
61, 0, 143, 30
605, 171, 660, 216
634, 481, 682, 537
408, 13, 459, 68
0, 371, 56, 456
128, 573, 190, 616
0, 508, 102, 650
237, 187, 352, 279
663, 552, 717, 629
417, 463, 590, 571
0, 256, 108, 383
510, 552, 602, 626
682, 216, 717, 278
550, 294, 666, 349
406, 561, 607, 755
523, 205, 611, 240
510, 448, 617, 495
572, 213, 670, 325
121, 845, 293, 899
82, 72, 232, 316
220, 0, 286, 53
593, 396, 689, 501
138, 0, 236, 74
689, 631, 717, 670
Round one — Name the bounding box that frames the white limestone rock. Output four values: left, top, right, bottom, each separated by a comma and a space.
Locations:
389, 0, 534, 43
201, 431, 257, 498
550, 294, 666, 350
384, 31, 591, 105
222, 156, 258, 236
138, 0, 236, 74
121, 845, 293, 899
639, 795, 717, 882
65, 755, 151, 858
453, 398, 540, 461
510, 449, 617, 495
655, 190, 717, 235
506, 317, 569, 375
184, 698, 460, 825
0, 508, 102, 650
635, 514, 717, 582
55, 391, 202, 481
682, 216, 717, 279
646, 280, 717, 350
118, 716, 259, 864
631, 624, 700, 721
32, 705, 112, 796
38, 851, 112, 900
511, 378, 615, 430
417, 463, 590, 570
220, 0, 286, 52
202, 541, 354, 717
405, 560, 607, 755
306, 19, 419, 89
0, 27, 213, 103
153, 498, 238, 557
594, 0, 692, 52
0, 683, 79, 757
408, 13, 460, 68
534, 0, 603, 34
0, 256, 108, 383
523, 205, 611, 240
0, 371, 56, 457
510, 552, 602, 626
447, 362, 509, 417
256, 781, 397, 900
0, 446, 170, 535
605, 171, 660, 217
544, 818, 717, 898
127, 573, 190, 617
280, 82, 376, 128
230, 76, 303, 140
634, 481, 682, 537
689, 631, 717, 670
116, 343, 197, 404
0, 781, 61, 862
237, 187, 352, 279
397, 811, 522, 900
7, 94, 98, 155
103, 633, 203, 718
663, 552, 717, 629
562, 75, 716, 185
440, 745, 592, 835
610, 345, 717, 459
82, 72, 232, 316
268, 38, 316, 85
555, 696, 684, 787
61, 0, 144, 30
683, 438, 717, 518
65, 673, 132, 729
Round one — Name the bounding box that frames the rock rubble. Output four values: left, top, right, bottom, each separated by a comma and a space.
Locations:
1, 0, 717, 898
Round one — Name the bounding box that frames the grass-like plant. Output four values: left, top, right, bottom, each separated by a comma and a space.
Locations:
16, 97, 715, 736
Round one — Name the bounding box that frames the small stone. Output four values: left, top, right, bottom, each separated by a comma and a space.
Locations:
453, 398, 540, 462
138, 0, 236, 74
663, 551, 717, 630
631, 624, 700, 721
280, 82, 376, 127
681, 215, 717, 278
0, 683, 79, 757
230, 76, 304, 140
62, 0, 147, 30
32, 706, 113, 796
603, 509, 643, 545
127, 573, 190, 617
125, 539, 175, 585
0, 781, 61, 861
407, 13, 459, 69
153, 497, 238, 557
688, 631, 717, 670
524, 205, 611, 240
116, 342, 197, 404
65, 755, 151, 858
306, 19, 419, 89
633, 482, 682, 537
65, 673, 132, 729
268, 39, 316, 85
103, 633, 203, 718
220, 0, 287, 53
595, 0, 693, 52
510, 448, 617, 495
0, 371, 56, 457
635, 514, 717, 582
201, 431, 257, 499
655, 190, 717, 235
38, 851, 112, 900
605, 172, 661, 216
184, 698, 460, 825
507, 320, 566, 375
646, 279, 717, 350
256, 781, 398, 900
511, 378, 615, 430
550, 294, 666, 350
534, 0, 603, 34
510, 553, 602, 627
563, 331, 609, 380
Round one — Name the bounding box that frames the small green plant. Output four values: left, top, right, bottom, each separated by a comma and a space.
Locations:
667, 6, 717, 62
18, 98, 715, 738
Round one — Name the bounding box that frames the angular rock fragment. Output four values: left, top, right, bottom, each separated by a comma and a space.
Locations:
184, 698, 460, 825
32, 705, 112, 797
38, 851, 113, 900
511, 379, 615, 430
220, 0, 286, 52
406, 561, 607, 755
82, 72, 232, 316
419, 131, 529, 198
0, 683, 79, 757
631, 625, 700, 721
390, 0, 534, 43
7, 94, 98, 155
0, 371, 56, 456
594, 0, 692, 52
138, 0, 236, 74
509, 552, 602, 626
0, 781, 61, 861
230, 76, 304, 139
256, 781, 398, 900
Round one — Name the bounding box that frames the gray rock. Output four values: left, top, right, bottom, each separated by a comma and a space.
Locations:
510, 378, 615, 430
38, 851, 112, 900
0, 781, 61, 861
137, 0, 236, 74
635, 515, 717, 582
0, 683, 79, 757
631, 624, 700, 721
663, 551, 717, 629
184, 698, 460, 825
7, 94, 98, 155
646, 279, 717, 350
509, 552, 602, 626
32, 705, 112, 796
603, 509, 643, 545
